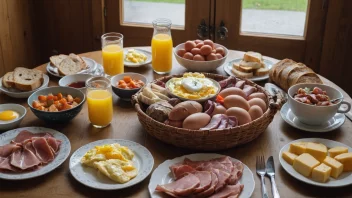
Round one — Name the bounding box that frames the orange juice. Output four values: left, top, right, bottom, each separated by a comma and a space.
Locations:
151, 33, 173, 73
102, 44, 124, 75
87, 89, 113, 127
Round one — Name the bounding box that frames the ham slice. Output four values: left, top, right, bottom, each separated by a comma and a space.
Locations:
170, 164, 196, 180
0, 156, 19, 172
10, 145, 41, 170
46, 137, 61, 153
228, 161, 244, 185
156, 173, 200, 197
209, 183, 244, 198
194, 171, 218, 197
193, 171, 212, 193
12, 130, 53, 144
0, 144, 21, 157
32, 137, 55, 163
212, 168, 231, 192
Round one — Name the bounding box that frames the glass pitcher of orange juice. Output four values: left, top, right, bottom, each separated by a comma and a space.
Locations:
101, 32, 124, 77
86, 76, 113, 128
151, 19, 173, 74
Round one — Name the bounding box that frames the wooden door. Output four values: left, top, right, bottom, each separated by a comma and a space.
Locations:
105, 0, 211, 47
214, 0, 327, 72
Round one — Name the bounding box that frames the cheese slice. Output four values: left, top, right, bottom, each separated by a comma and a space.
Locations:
289, 142, 308, 155
293, 153, 320, 177
329, 147, 348, 158
282, 151, 298, 165
306, 142, 328, 162
312, 163, 331, 183
334, 153, 352, 171
323, 156, 343, 178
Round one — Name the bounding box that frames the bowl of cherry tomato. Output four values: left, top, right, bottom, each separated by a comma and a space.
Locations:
110, 73, 147, 101
27, 86, 86, 123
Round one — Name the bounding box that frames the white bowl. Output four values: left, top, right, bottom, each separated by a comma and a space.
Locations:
0, 104, 26, 131
174, 43, 228, 72
58, 74, 93, 92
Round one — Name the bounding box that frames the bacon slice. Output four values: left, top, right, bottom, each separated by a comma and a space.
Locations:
155, 173, 200, 197
209, 183, 244, 198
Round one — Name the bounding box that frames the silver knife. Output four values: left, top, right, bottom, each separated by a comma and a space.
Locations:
266, 156, 280, 198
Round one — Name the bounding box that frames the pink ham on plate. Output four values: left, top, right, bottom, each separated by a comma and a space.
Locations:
228, 161, 244, 185
10, 146, 41, 170
209, 183, 244, 198
0, 144, 21, 157
193, 171, 212, 193
170, 163, 196, 180
12, 130, 53, 144
194, 171, 219, 198
32, 137, 55, 163
156, 173, 200, 197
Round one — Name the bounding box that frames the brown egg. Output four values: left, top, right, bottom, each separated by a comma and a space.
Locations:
206, 53, 217, 61
226, 107, 252, 125
177, 49, 186, 57
200, 45, 213, 56
184, 41, 196, 52
248, 105, 263, 121
183, 113, 211, 130
193, 54, 205, 61
183, 52, 194, 60
248, 98, 267, 112
204, 39, 214, 48
219, 87, 247, 98
191, 48, 201, 55
194, 39, 203, 44
215, 47, 225, 56
248, 92, 267, 101
211, 105, 227, 116
195, 42, 204, 49
215, 53, 223, 59
223, 95, 250, 110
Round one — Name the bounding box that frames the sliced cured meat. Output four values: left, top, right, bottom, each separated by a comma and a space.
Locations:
46, 137, 62, 153
170, 164, 196, 180
13, 130, 53, 144
0, 144, 21, 157
195, 171, 218, 198
10, 146, 41, 170
183, 158, 204, 169
32, 137, 54, 163
212, 168, 231, 192
0, 156, 19, 172
228, 161, 244, 185
193, 171, 212, 193
235, 80, 245, 89
243, 85, 257, 97
200, 114, 223, 130
202, 162, 233, 174
209, 183, 244, 198
155, 173, 200, 197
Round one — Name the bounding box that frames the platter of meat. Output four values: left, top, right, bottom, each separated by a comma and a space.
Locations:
149, 153, 255, 198
0, 127, 70, 180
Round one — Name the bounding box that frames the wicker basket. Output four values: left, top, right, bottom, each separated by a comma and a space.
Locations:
132, 73, 283, 151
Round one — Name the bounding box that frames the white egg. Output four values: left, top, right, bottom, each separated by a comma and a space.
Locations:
181, 78, 203, 92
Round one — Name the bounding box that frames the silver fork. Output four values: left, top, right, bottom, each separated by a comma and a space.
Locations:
256, 156, 269, 198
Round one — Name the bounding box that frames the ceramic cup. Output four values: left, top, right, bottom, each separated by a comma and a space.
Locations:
288, 83, 351, 125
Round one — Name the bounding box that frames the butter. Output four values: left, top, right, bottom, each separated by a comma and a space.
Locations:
312, 163, 331, 183
329, 147, 348, 158
334, 153, 352, 172
282, 151, 298, 165
293, 153, 320, 177
289, 142, 308, 155
306, 142, 328, 162
323, 156, 343, 178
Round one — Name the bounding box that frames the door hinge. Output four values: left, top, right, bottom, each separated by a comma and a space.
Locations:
104, 7, 107, 17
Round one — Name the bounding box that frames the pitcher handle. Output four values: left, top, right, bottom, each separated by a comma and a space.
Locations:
337, 101, 351, 113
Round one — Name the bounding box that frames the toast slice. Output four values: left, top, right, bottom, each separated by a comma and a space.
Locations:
13, 67, 43, 91
57, 57, 82, 76
243, 51, 262, 63
2, 72, 15, 88
254, 67, 269, 77
239, 60, 261, 69
50, 54, 68, 67
260, 61, 266, 68
231, 67, 253, 78
69, 53, 87, 70
233, 62, 254, 73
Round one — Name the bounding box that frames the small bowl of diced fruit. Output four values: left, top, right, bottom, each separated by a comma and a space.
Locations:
110, 73, 147, 101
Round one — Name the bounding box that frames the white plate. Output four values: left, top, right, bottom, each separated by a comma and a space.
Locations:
124, 48, 152, 67
0, 74, 49, 98
224, 58, 274, 82
280, 103, 345, 132
149, 153, 255, 198
279, 138, 352, 187
69, 139, 154, 190
46, 57, 98, 78
0, 127, 71, 180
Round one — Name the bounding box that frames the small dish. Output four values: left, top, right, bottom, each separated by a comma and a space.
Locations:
123, 48, 152, 67
46, 57, 98, 78
0, 104, 26, 131
69, 139, 154, 190
110, 73, 147, 101
58, 74, 93, 92
280, 103, 345, 132
0, 74, 49, 98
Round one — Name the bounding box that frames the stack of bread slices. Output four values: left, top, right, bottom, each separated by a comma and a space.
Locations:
49, 53, 87, 76
232, 51, 270, 78
2, 67, 44, 91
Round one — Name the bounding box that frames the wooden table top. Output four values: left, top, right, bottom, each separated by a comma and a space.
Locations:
1, 47, 352, 198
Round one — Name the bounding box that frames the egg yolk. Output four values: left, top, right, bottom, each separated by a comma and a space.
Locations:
0, 110, 19, 121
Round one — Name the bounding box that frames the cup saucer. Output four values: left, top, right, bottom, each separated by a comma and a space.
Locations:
280, 103, 345, 132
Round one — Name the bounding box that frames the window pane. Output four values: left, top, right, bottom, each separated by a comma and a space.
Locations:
122, 0, 185, 27
241, 0, 308, 36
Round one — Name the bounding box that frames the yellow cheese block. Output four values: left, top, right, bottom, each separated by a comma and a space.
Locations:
306, 142, 328, 162
293, 153, 320, 177
282, 151, 298, 165
323, 156, 343, 178
312, 163, 331, 183
334, 153, 352, 171
329, 147, 348, 158
289, 142, 308, 155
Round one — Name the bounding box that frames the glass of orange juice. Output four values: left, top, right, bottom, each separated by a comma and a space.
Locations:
101, 32, 124, 77
151, 19, 173, 74
86, 76, 113, 128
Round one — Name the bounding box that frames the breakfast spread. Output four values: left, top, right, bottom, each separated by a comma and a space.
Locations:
155, 156, 244, 198
282, 141, 352, 183
1, 67, 44, 91
49, 53, 87, 76
270, 58, 323, 91
32, 93, 82, 112
125, 49, 147, 63
293, 87, 336, 106
0, 130, 61, 172
176, 39, 226, 61
231, 51, 270, 78
0, 110, 19, 123
81, 143, 137, 183
116, 76, 145, 89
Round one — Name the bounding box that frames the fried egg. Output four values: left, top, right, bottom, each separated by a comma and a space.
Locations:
0, 110, 19, 123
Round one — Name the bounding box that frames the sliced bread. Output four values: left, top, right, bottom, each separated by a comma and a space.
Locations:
233, 62, 254, 73
58, 57, 82, 76
50, 54, 68, 67
287, 67, 315, 88
69, 53, 87, 70
269, 59, 296, 83
13, 67, 43, 91
292, 73, 322, 86
279, 63, 305, 90
239, 60, 261, 69
231, 67, 253, 78
254, 67, 269, 77
243, 51, 262, 63
2, 72, 15, 88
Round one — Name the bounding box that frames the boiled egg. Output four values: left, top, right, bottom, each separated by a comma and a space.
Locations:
182, 78, 203, 92
0, 110, 19, 123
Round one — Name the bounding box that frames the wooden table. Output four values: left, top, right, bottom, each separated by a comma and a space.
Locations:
1, 48, 352, 198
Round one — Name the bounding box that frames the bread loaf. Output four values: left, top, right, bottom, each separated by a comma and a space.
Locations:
13, 67, 44, 91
